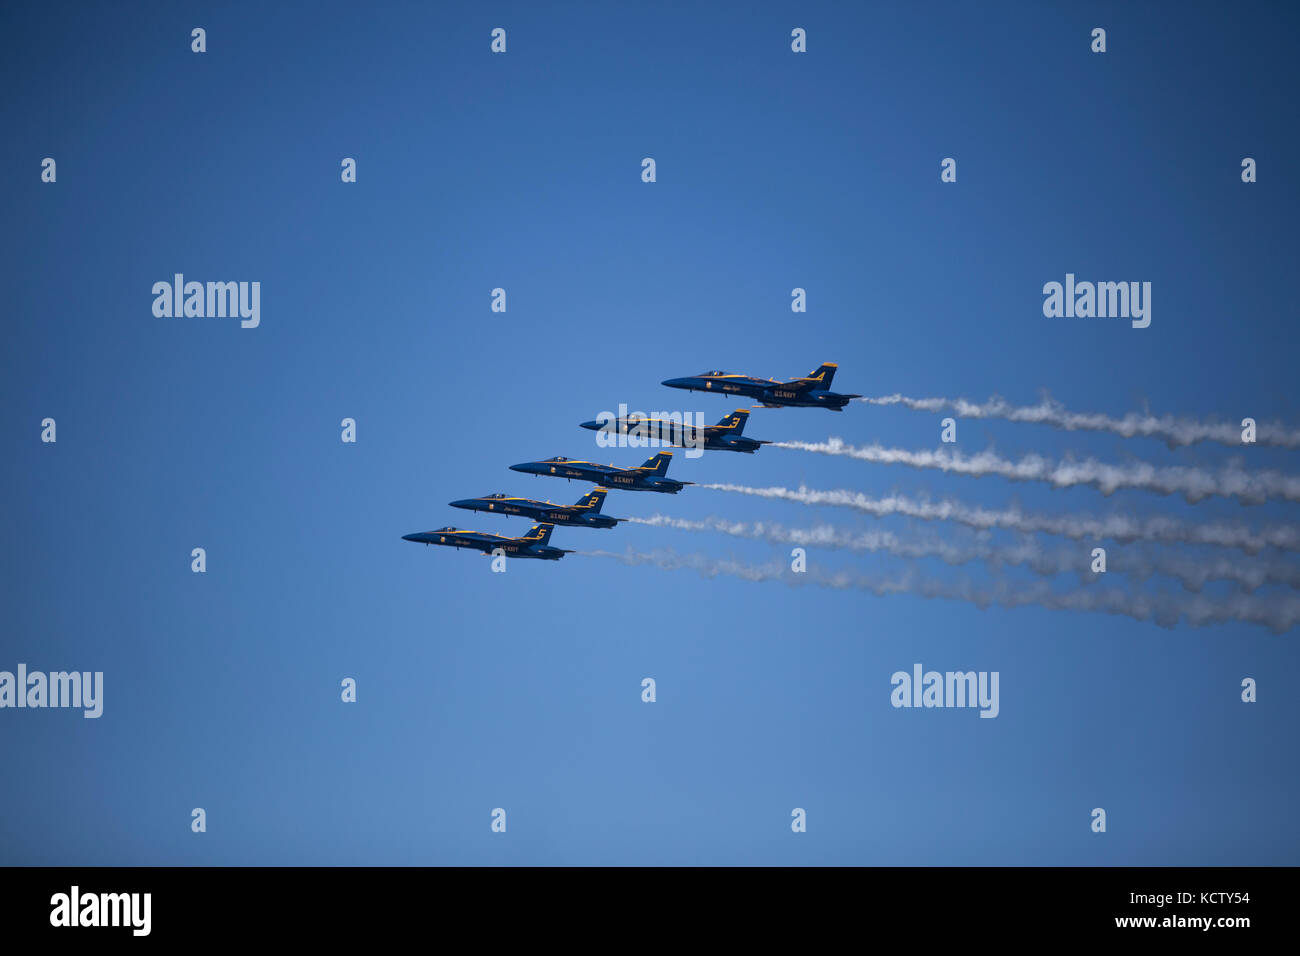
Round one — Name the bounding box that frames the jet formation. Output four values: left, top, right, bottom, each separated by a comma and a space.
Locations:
402, 362, 857, 562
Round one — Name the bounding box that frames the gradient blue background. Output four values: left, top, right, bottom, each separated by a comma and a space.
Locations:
2, 0, 1297, 865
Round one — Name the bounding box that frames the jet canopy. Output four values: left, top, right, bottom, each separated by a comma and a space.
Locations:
543, 456, 571, 463
484, 493, 507, 498
701, 370, 727, 376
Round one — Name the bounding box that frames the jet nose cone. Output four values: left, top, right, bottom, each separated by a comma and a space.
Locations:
509, 463, 530, 473
579, 420, 600, 430
448, 499, 473, 509
662, 378, 686, 388
401, 533, 421, 542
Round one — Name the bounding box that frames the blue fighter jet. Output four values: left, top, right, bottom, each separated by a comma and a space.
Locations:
661, 362, 861, 410
401, 522, 571, 560
449, 488, 621, 529
509, 451, 692, 494
579, 409, 771, 454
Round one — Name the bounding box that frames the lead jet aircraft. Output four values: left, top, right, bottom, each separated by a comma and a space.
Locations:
661, 362, 861, 410
509, 451, 692, 494
578, 409, 771, 454
449, 488, 621, 529
401, 522, 571, 560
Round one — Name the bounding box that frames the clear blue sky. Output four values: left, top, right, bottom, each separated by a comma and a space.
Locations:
2, 0, 1297, 865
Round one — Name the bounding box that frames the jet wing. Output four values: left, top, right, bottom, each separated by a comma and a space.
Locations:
780, 377, 821, 392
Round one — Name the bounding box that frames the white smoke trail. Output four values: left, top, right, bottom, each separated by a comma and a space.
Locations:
773, 438, 1300, 504
578, 546, 1300, 632
699, 482, 1300, 554
859, 393, 1300, 449
626, 514, 1300, 593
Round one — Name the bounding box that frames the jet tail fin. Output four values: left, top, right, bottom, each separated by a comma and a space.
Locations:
575, 488, 608, 513
804, 362, 837, 388
639, 451, 672, 476
715, 409, 750, 434
521, 523, 554, 546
